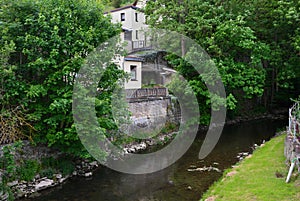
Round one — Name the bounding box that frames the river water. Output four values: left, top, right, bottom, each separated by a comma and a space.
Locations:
23, 119, 286, 201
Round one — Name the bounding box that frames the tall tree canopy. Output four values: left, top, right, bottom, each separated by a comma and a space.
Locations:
145, 0, 300, 123
0, 0, 124, 156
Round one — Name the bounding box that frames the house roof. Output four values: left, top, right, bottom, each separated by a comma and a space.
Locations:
106, 5, 138, 14
124, 56, 144, 62
122, 27, 133, 31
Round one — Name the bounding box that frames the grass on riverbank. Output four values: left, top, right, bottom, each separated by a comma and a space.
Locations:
201, 134, 300, 201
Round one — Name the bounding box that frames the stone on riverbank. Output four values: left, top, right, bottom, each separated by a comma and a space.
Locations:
35, 179, 54, 191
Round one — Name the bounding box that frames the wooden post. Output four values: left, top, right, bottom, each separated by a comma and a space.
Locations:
289, 108, 291, 134
294, 119, 296, 138
286, 161, 295, 183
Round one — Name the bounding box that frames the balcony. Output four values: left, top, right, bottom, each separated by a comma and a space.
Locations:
126, 87, 168, 100
132, 40, 145, 49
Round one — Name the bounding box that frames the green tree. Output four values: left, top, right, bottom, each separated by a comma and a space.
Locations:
145, 0, 270, 122
0, 0, 124, 156
221, 0, 300, 107
112, 0, 122, 8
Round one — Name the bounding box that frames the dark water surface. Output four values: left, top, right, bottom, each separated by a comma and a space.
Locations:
23, 119, 286, 201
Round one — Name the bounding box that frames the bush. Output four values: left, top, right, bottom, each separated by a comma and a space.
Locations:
41, 157, 58, 169
41, 156, 75, 176
17, 160, 40, 182
39, 168, 55, 179
160, 122, 178, 134
57, 159, 75, 176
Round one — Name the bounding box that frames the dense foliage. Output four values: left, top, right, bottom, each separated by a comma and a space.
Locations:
0, 0, 124, 156
145, 0, 300, 123
1, 0, 299, 155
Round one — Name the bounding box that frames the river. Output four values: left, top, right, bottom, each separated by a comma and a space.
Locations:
22, 118, 286, 201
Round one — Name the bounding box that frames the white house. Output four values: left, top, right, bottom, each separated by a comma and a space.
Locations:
107, 0, 149, 52
106, 0, 149, 89
123, 56, 143, 89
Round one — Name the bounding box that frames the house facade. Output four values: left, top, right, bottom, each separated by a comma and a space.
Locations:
108, 1, 149, 52
105, 1, 176, 135
106, 0, 149, 89
123, 56, 143, 89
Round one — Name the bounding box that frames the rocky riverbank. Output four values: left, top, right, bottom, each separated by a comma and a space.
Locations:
226, 110, 287, 125
0, 131, 178, 200
8, 160, 99, 199
0, 141, 100, 200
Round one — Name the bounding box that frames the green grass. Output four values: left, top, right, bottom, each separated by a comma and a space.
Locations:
201, 134, 300, 201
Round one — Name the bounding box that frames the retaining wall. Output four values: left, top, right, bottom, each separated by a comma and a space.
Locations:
125, 97, 180, 136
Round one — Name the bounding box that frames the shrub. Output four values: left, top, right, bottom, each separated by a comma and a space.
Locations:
57, 159, 75, 176
40, 168, 55, 179
17, 160, 40, 182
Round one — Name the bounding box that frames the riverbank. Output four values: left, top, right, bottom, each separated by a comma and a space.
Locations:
0, 141, 100, 200
0, 113, 286, 200
15, 118, 287, 201
201, 133, 300, 201
0, 130, 178, 200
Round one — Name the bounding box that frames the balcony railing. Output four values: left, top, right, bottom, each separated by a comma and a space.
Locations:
132, 40, 145, 49
126, 87, 168, 100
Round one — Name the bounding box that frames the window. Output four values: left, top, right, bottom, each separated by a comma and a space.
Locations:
121, 13, 125, 21
130, 65, 137, 80
135, 13, 138, 22
124, 30, 132, 41
136, 30, 139, 40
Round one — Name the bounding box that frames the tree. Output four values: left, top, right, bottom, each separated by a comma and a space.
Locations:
220, 0, 300, 107
112, 0, 122, 8
145, 0, 270, 122
0, 0, 124, 156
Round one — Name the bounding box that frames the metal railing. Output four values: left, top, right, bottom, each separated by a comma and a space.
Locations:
286, 102, 300, 182
289, 102, 300, 138
126, 87, 168, 99
132, 40, 145, 49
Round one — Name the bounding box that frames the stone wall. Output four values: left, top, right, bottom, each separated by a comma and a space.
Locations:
125, 97, 180, 136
